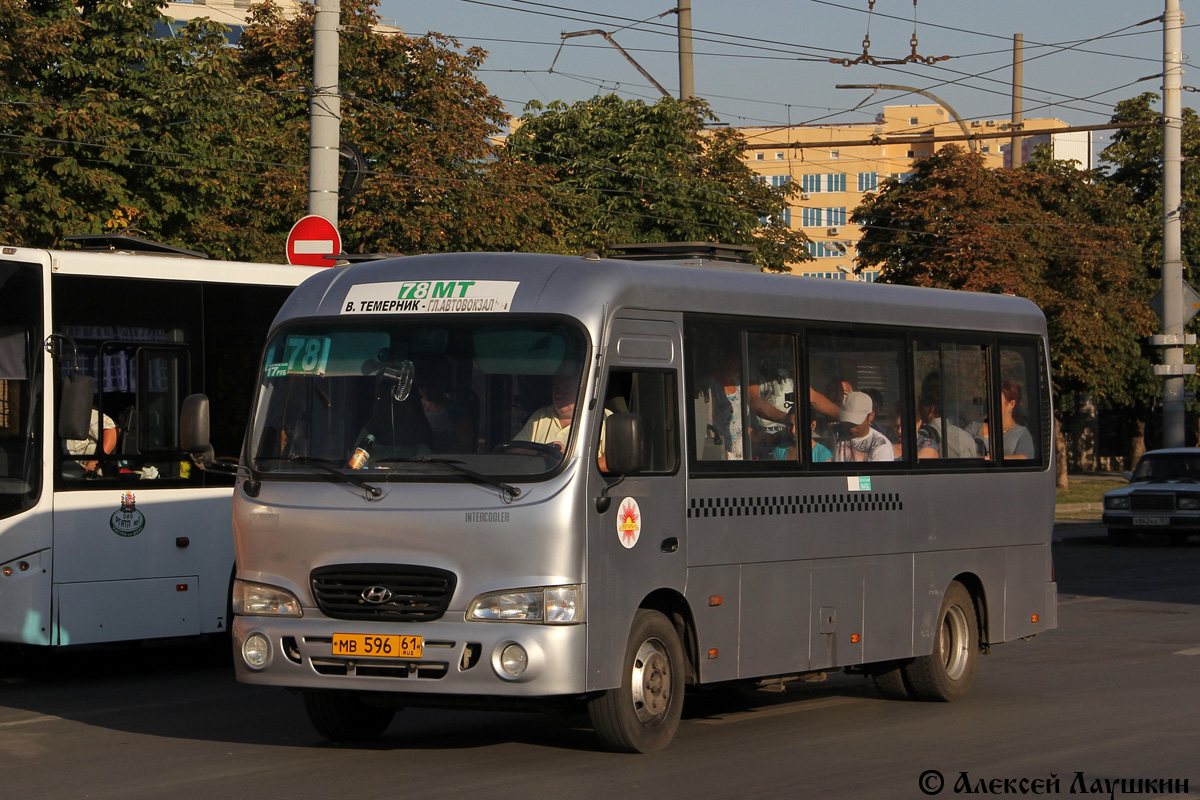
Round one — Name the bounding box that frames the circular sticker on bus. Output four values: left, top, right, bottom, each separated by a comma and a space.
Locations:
616, 497, 641, 549
110, 492, 146, 538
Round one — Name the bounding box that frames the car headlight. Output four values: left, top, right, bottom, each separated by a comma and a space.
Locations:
1105, 495, 1131, 510
233, 580, 302, 617
1179, 496, 1200, 510
467, 585, 583, 624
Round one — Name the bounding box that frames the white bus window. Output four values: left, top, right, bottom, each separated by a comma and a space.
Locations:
689, 328, 747, 462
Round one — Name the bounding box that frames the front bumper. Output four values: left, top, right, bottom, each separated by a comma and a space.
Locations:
1102, 512, 1200, 531
232, 613, 588, 698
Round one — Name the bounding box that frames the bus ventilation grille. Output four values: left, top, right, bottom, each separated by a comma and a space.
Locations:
311, 564, 457, 622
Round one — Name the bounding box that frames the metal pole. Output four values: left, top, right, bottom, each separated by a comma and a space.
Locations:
677, 0, 694, 101
836, 84, 976, 152
1010, 34, 1024, 168
309, 0, 341, 224
1161, 0, 1186, 447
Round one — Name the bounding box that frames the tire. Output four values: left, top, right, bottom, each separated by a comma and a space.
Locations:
871, 660, 912, 700
588, 609, 686, 753
303, 689, 396, 742
901, 581, 978, 702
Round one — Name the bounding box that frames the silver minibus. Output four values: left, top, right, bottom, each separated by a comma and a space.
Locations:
227, 252, 1057, 752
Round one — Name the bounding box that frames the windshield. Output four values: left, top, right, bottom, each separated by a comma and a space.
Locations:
249, 318, 589, 480
1131, 453, 1200, 482
0, 261, 44, 519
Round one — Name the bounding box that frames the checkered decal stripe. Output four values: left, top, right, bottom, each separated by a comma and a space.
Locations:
687, 493, 902, 518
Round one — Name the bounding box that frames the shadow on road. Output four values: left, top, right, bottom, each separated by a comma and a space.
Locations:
1053, 520, 1200, 606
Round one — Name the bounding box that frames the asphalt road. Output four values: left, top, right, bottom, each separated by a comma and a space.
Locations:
1, 521, 1197, 799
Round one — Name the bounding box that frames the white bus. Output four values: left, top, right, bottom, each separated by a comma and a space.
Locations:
225, 252, 1058, 752
0, 238, 320, 652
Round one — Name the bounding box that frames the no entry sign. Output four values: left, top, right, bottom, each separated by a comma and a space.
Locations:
286, 215, 342, 267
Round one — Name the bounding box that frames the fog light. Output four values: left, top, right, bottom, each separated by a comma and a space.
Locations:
242, 633, 271, 669
500, 644, 528, 677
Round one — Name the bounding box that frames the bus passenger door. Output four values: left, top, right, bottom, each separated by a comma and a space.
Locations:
585, 317, 685, 692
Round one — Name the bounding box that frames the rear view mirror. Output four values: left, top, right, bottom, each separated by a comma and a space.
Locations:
59, 374, 94, 441
180, 393, 212, 458
605, 412, 645, 476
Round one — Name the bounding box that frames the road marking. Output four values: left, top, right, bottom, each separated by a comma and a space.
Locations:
694, 695, 867, 725
1174, 647, 1200, 655
0, 715, 57, 729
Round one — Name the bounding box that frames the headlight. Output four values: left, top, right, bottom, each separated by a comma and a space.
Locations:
233, 580, 302, 617
1179, 496, 1200, 510
467, 585, 583, 624
1105, 495, 1131, 510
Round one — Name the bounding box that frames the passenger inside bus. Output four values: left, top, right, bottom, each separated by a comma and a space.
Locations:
65, 408, 117, 477
512, 365, 609, 469
834, 391, 893, 462
916, 372, 978, 460
701, 350, 744, 461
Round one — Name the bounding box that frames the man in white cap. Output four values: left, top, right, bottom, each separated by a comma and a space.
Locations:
834, 391, 894, 463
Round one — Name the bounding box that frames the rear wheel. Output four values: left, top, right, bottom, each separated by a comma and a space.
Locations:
588, 609, 685, 753
901, 581, 978, 702
303, 689, 396, 742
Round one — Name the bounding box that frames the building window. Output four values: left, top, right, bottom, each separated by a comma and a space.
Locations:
801, 174, 822, 193
906, 150, 915, 158
830, 150, 840, 159
825, 173, 846, 192
770, 175, 791, 188
756, 153, 764, 161
981, 145, 991, 154
909, 117, 919, 125
802, 208, 823, 227
857, 172, 878, 192
825, 207, 847, 226
775, 152, 785, 160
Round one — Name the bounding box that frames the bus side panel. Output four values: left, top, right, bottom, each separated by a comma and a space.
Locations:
0, 548, 52, 645
52, 488, 234, 640
913, 549, 1006, 654
1004, 544, 1055, 640
54, 575, 201, 645
809, 559, 864, 670
862, 553, 915, 663
739, 560, 811, 678
684, 564, 742, 683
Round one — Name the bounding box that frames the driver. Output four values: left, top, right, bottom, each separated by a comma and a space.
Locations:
514, 368, 610, 468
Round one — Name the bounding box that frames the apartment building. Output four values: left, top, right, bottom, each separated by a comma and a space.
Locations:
739, 104, 1085, 280
160, 0, 400, 42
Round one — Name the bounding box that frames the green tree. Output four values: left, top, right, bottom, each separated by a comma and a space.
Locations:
226, 0, 565, 261
852, 144, 1156, 483
507, 94, 810, 271
0, 0, 251, 250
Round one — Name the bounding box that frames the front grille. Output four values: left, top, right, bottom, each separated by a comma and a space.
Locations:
311, 564, 457, 622
1131, 493, 1175, 512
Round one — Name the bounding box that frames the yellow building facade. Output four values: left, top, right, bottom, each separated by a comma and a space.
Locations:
739, 105, 1080, 279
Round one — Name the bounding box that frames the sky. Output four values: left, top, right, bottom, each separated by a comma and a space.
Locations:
377, 0, 1196, 159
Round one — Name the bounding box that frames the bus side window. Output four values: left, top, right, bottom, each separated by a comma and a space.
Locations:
998, 345, 1041, 462
914, 341, 989, 461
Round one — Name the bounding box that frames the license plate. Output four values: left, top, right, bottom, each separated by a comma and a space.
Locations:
1133, 517, 1169, 527
331, 633, 423, 658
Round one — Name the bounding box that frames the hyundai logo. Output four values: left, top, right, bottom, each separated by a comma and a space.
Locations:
361, 585, 393, 604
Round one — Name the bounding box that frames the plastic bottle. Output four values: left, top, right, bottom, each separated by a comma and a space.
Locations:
347, 434, 375, 469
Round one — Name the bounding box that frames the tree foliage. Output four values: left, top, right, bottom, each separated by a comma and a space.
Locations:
0, 0, 565, 260
852, 144, 1156, 407
508, 95, 811, 271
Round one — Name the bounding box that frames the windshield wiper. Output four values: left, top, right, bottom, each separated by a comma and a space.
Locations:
375, 456, 521, 499
288, 455, 382, 498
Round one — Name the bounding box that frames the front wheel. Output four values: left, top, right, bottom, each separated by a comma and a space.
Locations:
901, 581, 979, 702
303, 689, 396, 742
588, 609, 686, 753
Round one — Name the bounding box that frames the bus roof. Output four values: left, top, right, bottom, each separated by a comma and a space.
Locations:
279, 252, 1049, 337
1, 245, 326, 288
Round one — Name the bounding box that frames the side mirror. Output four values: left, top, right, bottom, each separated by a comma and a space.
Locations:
180, 393, 213, 458
605, 412, 645, 476
59, 375, 94, 441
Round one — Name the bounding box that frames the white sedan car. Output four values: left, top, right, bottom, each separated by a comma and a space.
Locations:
1103, 448, 1200, 546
